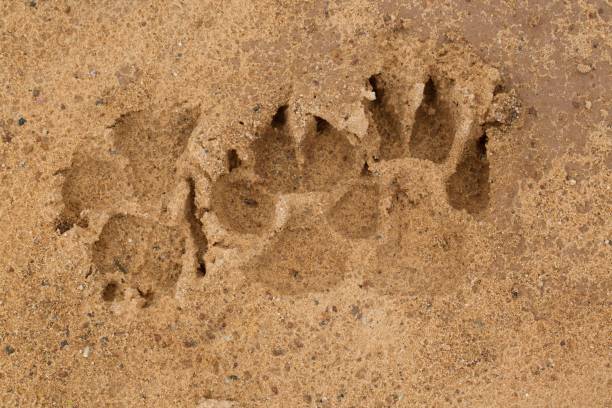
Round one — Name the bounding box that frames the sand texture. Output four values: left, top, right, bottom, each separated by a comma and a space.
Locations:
0, 1, 610, 407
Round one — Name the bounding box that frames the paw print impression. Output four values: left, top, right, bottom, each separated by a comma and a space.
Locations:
209, 105, 373, 295
205, 45, 505, 298
57, 105, 206, 310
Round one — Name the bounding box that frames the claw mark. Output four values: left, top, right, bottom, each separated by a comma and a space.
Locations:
446, 132, 490, 214
185, 178, 208, 277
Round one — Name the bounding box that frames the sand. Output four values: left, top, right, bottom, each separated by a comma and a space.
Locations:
0, 1, 610, 407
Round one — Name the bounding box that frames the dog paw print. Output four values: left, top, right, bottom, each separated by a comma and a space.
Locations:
201, 46, 508, 298
56, 105, 206, 309
204, 104, 371, 295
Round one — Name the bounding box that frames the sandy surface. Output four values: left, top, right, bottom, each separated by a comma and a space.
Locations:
0, 1, 610, 407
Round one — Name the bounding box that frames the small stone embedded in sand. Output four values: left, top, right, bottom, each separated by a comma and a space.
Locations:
576, 63, 592, 74
82, 346, 91, 358
361, 88, 376, 101
5, 345, 15, 355
225, 375, 239, 383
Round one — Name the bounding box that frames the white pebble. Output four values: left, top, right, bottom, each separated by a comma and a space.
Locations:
576, 63, 592, 74
82, 346, 91, 358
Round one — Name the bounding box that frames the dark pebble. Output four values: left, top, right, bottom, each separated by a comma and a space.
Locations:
59, 340, 69, 349
5, 345, 15, 355
511, 287, 519, 299
18, 117, 27, 126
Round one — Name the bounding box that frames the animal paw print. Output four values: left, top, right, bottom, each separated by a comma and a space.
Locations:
56, 105, 205, 309
203, 48, 505, 298
206, 105, 373, 295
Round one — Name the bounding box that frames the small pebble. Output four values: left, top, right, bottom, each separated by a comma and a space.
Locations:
82, 346, 91, 358
18, 117, 27, 126
576, 63, 592, 74
4, 345, 15, 355
585, 100, 592, 110
60, 340, 69, 349
567, 178, 576, 186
